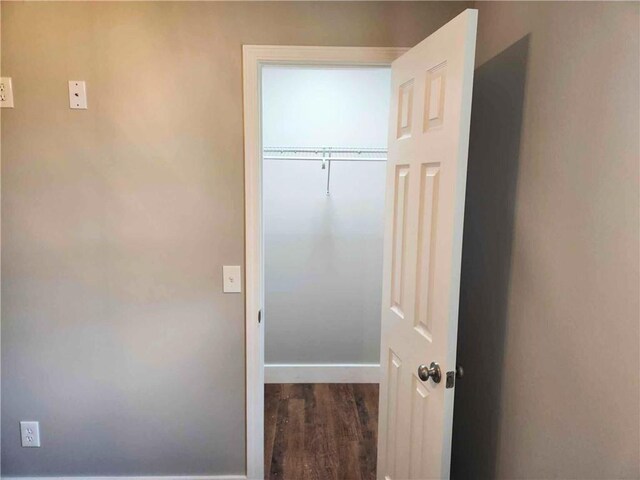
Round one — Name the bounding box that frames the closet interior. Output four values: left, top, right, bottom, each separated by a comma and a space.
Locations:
261, 65, 391, 480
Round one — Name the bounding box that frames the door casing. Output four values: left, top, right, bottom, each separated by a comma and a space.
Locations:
242, 45, 408, 479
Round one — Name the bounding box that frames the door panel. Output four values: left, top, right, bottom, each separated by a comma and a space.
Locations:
415, 162, 441, 340
377, 9, 477, 480
409, 377, 432, 480
391, 165, 410, 316
385, 350, 402, 478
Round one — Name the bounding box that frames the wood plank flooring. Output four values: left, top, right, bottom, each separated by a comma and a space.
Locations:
265, 383, 379, 480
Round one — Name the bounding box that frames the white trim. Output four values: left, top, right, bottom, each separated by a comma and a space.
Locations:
2, 477, 246, 480
265, 363, 380, 384
243, 44, 408, 480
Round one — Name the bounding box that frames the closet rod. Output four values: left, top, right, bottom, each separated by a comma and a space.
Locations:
263, 147, 387, 195
263, 156, 386, 162
263, 146, 387, 162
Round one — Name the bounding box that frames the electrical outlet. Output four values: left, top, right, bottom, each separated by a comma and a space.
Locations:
1, 77, 15, 108
20, 421, 41, 447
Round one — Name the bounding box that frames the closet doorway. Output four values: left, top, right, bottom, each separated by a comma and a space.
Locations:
244, 14, 478, 477
261, 65, 391, 479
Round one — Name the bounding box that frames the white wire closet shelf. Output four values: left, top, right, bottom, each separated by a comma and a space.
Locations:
263, 146, 387, 162
263, 146, 387, 196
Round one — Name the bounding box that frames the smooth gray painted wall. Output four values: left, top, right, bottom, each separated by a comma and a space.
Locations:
451, 2, 640, 478
0, 1, 471, 475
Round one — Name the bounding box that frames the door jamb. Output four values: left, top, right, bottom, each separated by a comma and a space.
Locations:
242, 45, 408, 479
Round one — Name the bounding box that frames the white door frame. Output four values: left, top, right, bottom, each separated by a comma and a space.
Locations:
242, 45, 408, 479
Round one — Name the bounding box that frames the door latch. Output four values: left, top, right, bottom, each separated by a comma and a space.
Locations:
445, 365, 464, 389
446, 371, 455, 388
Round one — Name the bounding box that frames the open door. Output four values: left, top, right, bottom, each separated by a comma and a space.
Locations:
377, 9, 477, 480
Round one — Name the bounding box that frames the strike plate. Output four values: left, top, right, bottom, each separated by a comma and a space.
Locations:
446, 371, 455, 388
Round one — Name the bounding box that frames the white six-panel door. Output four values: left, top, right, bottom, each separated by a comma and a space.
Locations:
377, 9, 477, 480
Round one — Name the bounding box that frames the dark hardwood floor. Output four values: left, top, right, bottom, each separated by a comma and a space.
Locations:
265, 383, 379, 480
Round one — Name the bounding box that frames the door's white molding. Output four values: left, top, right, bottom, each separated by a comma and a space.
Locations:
243, 44, 408, 480
265, 363, 380, 384
2, 477, 246, 480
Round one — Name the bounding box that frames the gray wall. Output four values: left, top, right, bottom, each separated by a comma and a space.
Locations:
0, 1, 471, 475
452, 2, 640, 479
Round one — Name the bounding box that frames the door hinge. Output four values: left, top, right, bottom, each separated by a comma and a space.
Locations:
258, 309, 262, 324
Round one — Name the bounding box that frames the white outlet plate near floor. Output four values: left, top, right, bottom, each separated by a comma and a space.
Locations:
20, 421, 41, 447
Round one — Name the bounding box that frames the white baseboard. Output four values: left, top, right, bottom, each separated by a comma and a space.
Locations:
2, 476, 246, 480
265, 363, 380, 384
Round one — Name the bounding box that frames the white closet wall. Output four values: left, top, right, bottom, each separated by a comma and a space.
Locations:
263, 67, 390, 147
262, 67, 391, 378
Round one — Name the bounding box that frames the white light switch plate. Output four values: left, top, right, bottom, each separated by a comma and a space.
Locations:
223, 265, 241, 293
1, 77, 14, 108
68, 80, 87, 109
20, 421, 41, 447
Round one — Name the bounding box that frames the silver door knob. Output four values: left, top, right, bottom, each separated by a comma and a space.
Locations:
418, 362, 441, 383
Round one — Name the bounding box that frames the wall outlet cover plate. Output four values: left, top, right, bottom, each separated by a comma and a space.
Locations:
1, 77, 15, 108
20, 421, 41, 447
